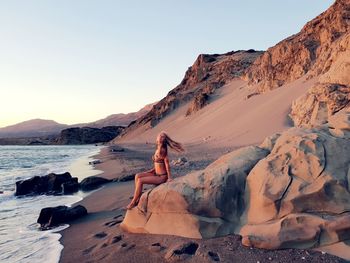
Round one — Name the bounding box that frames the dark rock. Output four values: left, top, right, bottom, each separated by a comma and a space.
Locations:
62, 178, 79, 194
37, 205, 87, 229
79, 176, 111, 191
15, 172, 75, 196
165, 242, 199, 260
117, 174, 135, 182
55, 126, 124, 145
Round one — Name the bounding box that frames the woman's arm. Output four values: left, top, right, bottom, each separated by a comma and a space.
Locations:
164, 156, 172, 181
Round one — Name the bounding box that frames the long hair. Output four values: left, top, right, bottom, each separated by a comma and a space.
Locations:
159, 131, 185, 154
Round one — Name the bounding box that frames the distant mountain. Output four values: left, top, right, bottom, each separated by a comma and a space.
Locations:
76, 102, 157, 128
0, 102, 156, 139
0, 119, 68, 138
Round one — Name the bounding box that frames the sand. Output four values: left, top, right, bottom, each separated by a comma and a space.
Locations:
118, 77, 318, 148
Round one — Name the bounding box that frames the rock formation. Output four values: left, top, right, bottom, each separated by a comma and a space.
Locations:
240, 109, 350, 249
15, 172, 78, 196
37, 205, 87, 229
121, 109, 350, 250
55, 126, 124, 145
79, 176, 111, 191
289, 83, 349, 127
244, 0, 350, 92
121, 146, 269, 238
15, 173, 112, 196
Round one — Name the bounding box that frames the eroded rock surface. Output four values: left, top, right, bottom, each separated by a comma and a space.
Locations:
240, 125, 350, 249
121, 146, 269, 238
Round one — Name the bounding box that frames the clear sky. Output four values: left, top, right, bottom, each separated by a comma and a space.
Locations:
0, 0, 334, 127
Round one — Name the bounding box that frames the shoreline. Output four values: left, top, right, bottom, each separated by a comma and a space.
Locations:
59, 143, 348, 263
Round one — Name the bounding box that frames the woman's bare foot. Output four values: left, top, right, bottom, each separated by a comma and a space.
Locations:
125, 198, 140, 210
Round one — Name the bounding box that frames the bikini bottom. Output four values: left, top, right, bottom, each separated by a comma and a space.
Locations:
155, 172, 167, 176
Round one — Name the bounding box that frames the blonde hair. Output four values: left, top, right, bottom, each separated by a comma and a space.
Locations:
158, 131, 185, 153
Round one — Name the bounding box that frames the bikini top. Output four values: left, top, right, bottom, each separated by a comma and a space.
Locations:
152, 153, 165, 164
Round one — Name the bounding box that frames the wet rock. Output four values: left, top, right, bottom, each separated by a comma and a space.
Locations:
37, 205, 87, 229
15, 172, 76, 196
79, 176, 111, 191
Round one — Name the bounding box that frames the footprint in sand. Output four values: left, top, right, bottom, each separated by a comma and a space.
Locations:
119, 242, 136, 250
111, 235, 123, 244
208, 251, 220, 262
104, 219, 123, 227
94, 232, 108, 239
149, 242, 166, 252
165, 241, 199, 260
82, 244, 97, 255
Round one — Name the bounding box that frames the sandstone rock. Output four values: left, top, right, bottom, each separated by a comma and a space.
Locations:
37, 205, 87, 229
240, 126, 350, 249
289, 83, 350, 128
328, 108, 350, 138
79, 176, 111, 191
15, 172, 76, 196
259, 132, 281, 151
120, 146, 269, 238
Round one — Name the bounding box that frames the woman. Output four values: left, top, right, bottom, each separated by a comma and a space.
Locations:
126, 131, 185, 209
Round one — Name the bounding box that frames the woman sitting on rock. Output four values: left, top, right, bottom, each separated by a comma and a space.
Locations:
126, 131, 185, 209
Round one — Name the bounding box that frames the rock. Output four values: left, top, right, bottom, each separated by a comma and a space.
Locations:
164, 242, 199, 261
120, 146, 269, 238
15, 172, 75, 196
62, 178, 79, 194
117, 174, 135, 182
240, 126, 350, 249
37, 205, 87, 229
244, 0, 350, 92
289, 83, 350, 128
55, 126, 124, 145
328, 108, 350, 138
79, 176, 111, 191
186, 92, 210, 116
171, 157, 188, 166
259, 132, 281, 151
89, 160, 102, 165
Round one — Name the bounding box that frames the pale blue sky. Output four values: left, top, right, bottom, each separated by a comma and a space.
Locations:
0, 0, 334, 127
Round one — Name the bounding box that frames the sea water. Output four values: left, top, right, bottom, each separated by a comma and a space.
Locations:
0, 145, 103, 263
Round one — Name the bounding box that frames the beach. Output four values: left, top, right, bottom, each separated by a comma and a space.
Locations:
59, 143, 347, 263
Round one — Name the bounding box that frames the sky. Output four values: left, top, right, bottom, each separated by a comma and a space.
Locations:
0, 0, 334, 127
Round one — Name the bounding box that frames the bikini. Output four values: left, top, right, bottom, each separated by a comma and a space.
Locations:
152, 154, 168, 176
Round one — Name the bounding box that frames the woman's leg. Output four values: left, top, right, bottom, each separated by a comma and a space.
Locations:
134, 171, 154, 188
126, 175, 167, 209
126, 171, 155, 209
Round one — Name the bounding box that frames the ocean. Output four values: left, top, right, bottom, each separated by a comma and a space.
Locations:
0, 145, 103, 263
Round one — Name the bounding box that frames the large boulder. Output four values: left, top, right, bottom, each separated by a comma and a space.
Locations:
37, 205, 87, 229
240, 126, 350, 249
121, 146, 269, 238
15, 172, 78, 196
